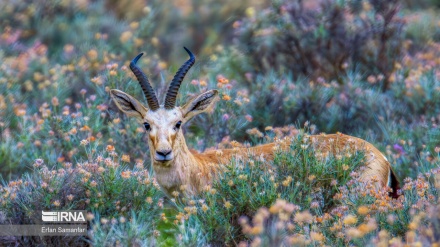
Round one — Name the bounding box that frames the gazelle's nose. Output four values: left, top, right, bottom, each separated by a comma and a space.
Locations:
155, 150, 173, 161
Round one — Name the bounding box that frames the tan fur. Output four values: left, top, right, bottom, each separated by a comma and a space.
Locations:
111, 89, 399, 198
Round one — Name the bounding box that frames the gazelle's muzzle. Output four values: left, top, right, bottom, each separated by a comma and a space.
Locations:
155, 149, 173, 162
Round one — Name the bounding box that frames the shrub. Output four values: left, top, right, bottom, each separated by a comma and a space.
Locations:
233, 0, 405, 91
237, 165, 440, 246
0, 149, 164, 246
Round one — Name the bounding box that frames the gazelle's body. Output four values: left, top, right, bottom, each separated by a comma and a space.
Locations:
111, 48, 399, 198
153, 133, 398, 197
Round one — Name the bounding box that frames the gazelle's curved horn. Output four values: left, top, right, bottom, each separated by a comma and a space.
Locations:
129, 53, 160, 111
164, 47, 195, 109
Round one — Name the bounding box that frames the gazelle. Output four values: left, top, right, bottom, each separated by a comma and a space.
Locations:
110, 48, 400, 198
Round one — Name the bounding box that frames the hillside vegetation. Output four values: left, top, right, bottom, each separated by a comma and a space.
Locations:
1, 0, 440, 246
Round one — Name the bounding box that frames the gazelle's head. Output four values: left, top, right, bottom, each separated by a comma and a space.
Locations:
110, 48, 218, 166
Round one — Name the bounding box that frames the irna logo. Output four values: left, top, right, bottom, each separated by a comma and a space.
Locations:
41, 211, 86, 222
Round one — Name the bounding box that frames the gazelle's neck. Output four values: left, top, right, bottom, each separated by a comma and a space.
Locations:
151, 132, 201, 197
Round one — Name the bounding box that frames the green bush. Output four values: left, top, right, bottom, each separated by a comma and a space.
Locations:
233, 0, 405, 91
0, 150, 164, 246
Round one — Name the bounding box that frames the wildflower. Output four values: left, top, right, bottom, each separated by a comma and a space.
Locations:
406, 231, 416, 243
158, 62, 167, 70
246, 128, 263, 138
86, 213, 94, 221
294, 211, 313, 223
357, 206, 369, 215
67, 194, 74, 201
87, 49, 98, 60
224, 201, 232, 209
171, 191, 180, 197
146, 197, 153, 204
232, 21, 241, 29
346, 228, 363, 238
90, 180, 97, 187
34, 159, 44, 168
100, 218, 108, 225
91, 76, 103, 85
151, 37, 159, 46
106, 145, 115, 152
121, 154, 130, 163
129, 21, 139, 30
51, 97, 59, 106
310, 201, 320, 209
367, 75, 377, 84
245, 7, 255, 18
53, 200, 61, 207
310, 232, 324, 242
245, 114, 253, 122
393, 144, 405, 155
343, 214, 357, 225
121, 171, 131, 179
201, 204, 208, 212
222, 94, 231, 101
80, 125, 91, 132
119, 216, 126, 223
80, 139, 89, 146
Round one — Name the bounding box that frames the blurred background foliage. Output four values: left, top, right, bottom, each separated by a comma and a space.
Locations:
0, 0, 440, 182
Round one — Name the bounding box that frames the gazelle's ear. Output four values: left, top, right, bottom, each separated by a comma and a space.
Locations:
181, 90, 219, 122
110, 89, 148, 119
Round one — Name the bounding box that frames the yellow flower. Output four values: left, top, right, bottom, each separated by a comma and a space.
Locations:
146, 197, 153, 204
222, 95, 231, 101
224, 201, 232, 209
151, 37, 159, 47
129, 22, 139, 30
120, 31, 133, 43
310, 232, 324, 242
121, 154, 130, 163
357, 206, 369, 215
343, 214, 358, 225
87, 49, 98, 60
109, 70, 117, 76
53, 200, 61, 207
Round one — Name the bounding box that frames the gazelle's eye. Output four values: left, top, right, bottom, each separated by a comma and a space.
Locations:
144, 122, 151, 131
175, 121, 182, 130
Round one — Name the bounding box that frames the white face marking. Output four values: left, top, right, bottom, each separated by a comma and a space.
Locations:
143, 107, 184, 165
